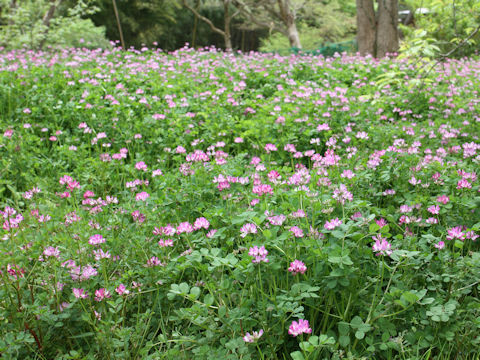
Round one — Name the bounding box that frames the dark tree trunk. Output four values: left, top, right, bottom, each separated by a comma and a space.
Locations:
376, 0, 398, 57
356, 0, 376, 56
38, 0, 63, 49
224, 0, 233, 51
8, 0, 17, 25
183, 0, 234, 51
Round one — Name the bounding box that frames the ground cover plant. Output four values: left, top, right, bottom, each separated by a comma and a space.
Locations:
0, 46, 479, 359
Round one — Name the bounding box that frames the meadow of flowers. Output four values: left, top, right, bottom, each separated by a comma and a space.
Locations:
0, 46, 479, 359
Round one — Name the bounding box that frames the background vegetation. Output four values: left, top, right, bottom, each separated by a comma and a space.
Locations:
0, 0, 478, 57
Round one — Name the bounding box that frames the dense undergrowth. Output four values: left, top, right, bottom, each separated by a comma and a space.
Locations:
0, 47, 479, 359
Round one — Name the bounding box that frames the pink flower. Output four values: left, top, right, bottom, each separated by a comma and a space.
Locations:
288, 319, 312, 337
3, 129, 13, 138
186, 150, 209, 162
324, 218, 342, 230
375, 218, 388, 228
115, 284, 129, 295
152, 169, 163, 177
427, 205, 440, 215
89, 234, 105, 246
93, 249, 111, 260
193, 217, 210, 230
436, 195, 450, 204
252, 184, 273, 196
135, 191, 150, 201
81, 265, 98, 280
466, 231, 479, 241
290, 209, 306, 218
240, 223, 257, 238
264, 143, 278, 153
131, 211, 146, 223
158, 238, 174, 247
153, 225, 176, 236
72, 288, 88, 299
434, 241, 445, 249
399, 205, 413, 213
57, 191, 71, 198
43, 246, 60, 259
289, 226, 304, 238
372, 234, 392, 256
206, 229, 217, 238
243, 329, 264, 343
268, 170, 281, 182
267, 214, 286, 226
457, 179, 472, 189
446, 226, 465, 241
66, 180, 81, 190
341, 170, 355, 179
248, 246, 269, 263
135, 161, 148, 171
145, 256, 163, 267
176, 221, 194, 234
83, 190, 95, 199
409, 176, 421, 186
288, 260, 307, 275
94, 288, 111, 302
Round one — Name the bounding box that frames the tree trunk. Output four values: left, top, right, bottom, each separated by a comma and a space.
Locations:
8, 0, 17, 25
278, 0, 301, 48
376, 0, 398, 57
356, 0, 376, 56
38, 0, 63, 49
183, 0, 233, 51
286, 20, 301, 48
223, 0, 233, 51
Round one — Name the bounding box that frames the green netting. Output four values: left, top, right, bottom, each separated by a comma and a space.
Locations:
269, 40, 357, 57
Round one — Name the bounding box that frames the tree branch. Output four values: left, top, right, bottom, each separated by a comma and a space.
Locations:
183, 0, 225, 36
233, 0, 286, 34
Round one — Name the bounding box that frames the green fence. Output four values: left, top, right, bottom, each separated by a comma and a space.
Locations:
270, 40, 357, 57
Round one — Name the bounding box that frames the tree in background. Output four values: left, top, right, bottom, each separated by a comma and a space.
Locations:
259, 0, 356, 52
183, 0, 239, 51
356, 0, 399, 57
90, 0, 183, 50
400, 0, 480, 58
0, 0, 109, 49
233, 0, 302, 48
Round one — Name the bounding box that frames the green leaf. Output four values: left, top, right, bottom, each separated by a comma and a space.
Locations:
204, 294, 214, 306
339, 335, 350, 347
308, 336, 319, 346
338, 322, 350, 335
401, 291, 419, 304
190, 286, 201, 300
290, 351, 305, 360
355, 330, 365, 339
218, 306, 227, 318
179, 282, 190, 294
331, 230, 344, 239
369, 223, 380, 233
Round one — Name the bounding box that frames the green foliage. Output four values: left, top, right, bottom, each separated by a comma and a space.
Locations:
47, 18, 110, 49
259, 0, 356, 52
401, 0, 480, 57
0, 0, 109, 49
0, 46, 480, 359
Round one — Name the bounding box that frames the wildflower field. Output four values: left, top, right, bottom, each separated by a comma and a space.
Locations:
0, 46, 479, 359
